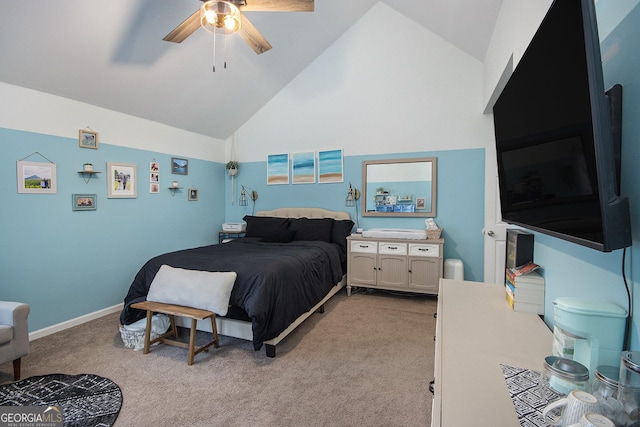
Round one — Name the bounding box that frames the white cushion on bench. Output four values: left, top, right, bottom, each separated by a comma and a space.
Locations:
147, 265, 237, 316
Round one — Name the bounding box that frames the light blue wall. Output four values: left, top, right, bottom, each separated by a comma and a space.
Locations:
1, 128, 224, 331
528, 2, 640, 349
224, 148, 486, 282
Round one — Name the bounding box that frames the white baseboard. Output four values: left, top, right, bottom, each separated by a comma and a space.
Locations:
29, 303, 124, 341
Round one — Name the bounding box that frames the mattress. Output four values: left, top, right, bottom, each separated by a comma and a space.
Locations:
361, 228, 427, 240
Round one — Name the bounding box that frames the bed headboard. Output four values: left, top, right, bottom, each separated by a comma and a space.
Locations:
256, 207, 351, 221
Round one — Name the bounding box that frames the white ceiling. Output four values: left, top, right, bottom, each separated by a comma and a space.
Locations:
0, 0, 503, 140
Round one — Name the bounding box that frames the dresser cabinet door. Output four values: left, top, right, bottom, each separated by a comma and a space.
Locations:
348, 253, 377, 286
408, 257, 441, 293
378, 255, 408, 289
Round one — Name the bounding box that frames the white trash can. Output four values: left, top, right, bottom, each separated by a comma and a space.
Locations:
444, 259, 464, 280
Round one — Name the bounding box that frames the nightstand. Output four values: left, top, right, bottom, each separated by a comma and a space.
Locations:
219, 231, 245, 243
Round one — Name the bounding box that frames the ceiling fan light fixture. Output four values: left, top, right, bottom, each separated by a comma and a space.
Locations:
201, 1, 241, 34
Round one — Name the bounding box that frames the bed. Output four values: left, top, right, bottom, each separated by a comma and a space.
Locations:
119, 207, 354, 357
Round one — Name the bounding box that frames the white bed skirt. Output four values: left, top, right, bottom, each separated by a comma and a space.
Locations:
175, 276, 346, 347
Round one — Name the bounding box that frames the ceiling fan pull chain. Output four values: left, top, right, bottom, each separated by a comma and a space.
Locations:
224, 30, 228, 69
212, 31, 217, 72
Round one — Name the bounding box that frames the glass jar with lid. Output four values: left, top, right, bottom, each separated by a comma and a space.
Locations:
618, 351, 640, 426
539, 356, 590, 404
591, 365, 624, 424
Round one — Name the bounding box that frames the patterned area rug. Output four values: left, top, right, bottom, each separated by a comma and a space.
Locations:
0, 373, 122, 427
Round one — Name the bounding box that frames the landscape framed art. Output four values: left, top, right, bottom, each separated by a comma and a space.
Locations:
16, 160, 57, 194
318, 149, 343, 183
79, 129, 98, 149
292, 152, 316, 184
267, 153, 289, 185
171, 157, 188, 175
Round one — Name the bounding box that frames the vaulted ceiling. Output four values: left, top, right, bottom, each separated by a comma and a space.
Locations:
0, 0, 502, 140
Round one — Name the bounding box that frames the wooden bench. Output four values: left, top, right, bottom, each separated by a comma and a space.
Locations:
130, 301, 219, 365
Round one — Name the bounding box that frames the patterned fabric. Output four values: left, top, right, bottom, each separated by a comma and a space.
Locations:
0, 373, 122, 427
500, 364, 560, 427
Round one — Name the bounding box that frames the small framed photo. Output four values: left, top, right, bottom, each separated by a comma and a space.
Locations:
150, 183, 159, 193
79, 129, 98, 149
188, 187, 198, 201
72, 194, 97, 211
171, 157, 188, 175
150, 161, 159, 172
17, 160, 57, 194
416, 197, 426, 209
107, 162, 137, 198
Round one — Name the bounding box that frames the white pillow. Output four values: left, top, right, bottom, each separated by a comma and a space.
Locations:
147, 265, 237, 316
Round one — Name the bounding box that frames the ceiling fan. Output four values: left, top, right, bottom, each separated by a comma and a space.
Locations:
163, 0, 314, 55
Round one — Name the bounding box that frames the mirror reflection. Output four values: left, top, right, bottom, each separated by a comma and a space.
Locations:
362, 157, 437, 217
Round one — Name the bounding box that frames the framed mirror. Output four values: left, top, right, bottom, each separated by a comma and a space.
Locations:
362, 157, 437, 217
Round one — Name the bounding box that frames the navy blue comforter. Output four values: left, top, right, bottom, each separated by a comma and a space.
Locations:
119, 237, 344, 351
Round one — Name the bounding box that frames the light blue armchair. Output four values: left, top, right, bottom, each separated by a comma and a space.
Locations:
0, 301, 30, 381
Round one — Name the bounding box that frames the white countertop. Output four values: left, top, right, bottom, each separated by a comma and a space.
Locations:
433, 279, 552, 426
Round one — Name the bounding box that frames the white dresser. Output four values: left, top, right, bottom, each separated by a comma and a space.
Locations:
432, 279, 552, 426
346, 235, 444, 296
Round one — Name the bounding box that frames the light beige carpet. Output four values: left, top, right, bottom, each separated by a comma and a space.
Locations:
1, 288, 437, 426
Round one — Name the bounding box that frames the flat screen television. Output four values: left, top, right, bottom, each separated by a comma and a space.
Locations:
492, 0, 631, 252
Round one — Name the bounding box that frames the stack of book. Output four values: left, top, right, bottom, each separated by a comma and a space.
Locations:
505, 266, 545, 315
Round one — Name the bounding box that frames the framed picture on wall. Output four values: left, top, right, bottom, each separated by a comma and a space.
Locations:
292, 152, 316, 184
16, 160, 57, 194
267, 153, 289, 185
107, 162, 137, 198
78, 129, 98, 149
318, 149, 343, 183
171, 157, 188, 175
72, 194, 97, 211
188, 187, 198, 201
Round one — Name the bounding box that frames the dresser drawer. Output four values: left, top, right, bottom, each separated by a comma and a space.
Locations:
379, 242, 407, 255
350, 240, 378, 253
409, 243, 440, 257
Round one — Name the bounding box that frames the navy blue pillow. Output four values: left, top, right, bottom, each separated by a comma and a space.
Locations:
243, 215, 290, 239
289, 218, 334, 242
331, 219, 355, 251
260, 230, 296, 243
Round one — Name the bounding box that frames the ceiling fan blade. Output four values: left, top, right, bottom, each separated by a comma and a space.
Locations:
236, 0, 313, 12
238, 13, 272, 54
163, 9, 201, 43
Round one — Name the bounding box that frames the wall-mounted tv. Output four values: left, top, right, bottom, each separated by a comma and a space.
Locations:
492, 0, 631, 252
